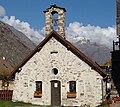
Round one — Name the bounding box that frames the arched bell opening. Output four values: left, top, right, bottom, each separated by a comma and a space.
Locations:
51, 11, 58, 31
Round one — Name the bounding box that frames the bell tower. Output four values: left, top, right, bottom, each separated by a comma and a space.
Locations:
44, 5, 66, 38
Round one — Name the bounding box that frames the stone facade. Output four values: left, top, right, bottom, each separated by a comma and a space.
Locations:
44, 5, 66, 38
12, 37, 106, 106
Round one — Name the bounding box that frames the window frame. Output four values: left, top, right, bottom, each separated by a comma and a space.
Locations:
67, 81, 77, 98
34, 81, 42, 98
69, 81, 76, 93
36, 81, 42, 92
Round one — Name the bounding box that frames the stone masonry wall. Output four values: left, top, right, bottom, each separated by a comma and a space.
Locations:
45, 7, 65, 37
12, 37, 103, 106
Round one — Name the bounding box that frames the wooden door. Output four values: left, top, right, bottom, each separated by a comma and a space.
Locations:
51, 80, 61, 106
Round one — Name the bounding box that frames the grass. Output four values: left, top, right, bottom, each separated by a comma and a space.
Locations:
0, 101, 33, 107
0, 101, 64, 107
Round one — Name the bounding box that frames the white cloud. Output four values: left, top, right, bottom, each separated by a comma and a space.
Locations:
66, 22, 117, 48
0, 15, 117, 48
1, 16, 44, 44
0, 5, 6, 16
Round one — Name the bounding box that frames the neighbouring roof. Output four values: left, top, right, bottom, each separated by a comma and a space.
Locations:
10, 31, 108, 78
43, 4, 66, 13
101, 59, 112, 67
101, 59, 112, 73
0, 57, 14, 77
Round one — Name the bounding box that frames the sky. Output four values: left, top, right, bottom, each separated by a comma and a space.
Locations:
0, 0, 117, 48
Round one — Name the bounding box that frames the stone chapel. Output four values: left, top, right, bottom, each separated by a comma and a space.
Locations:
11, 5, 109, 107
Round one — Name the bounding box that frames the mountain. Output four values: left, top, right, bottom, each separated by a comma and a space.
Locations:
0, 20, 111, 67
0, 21, 36, 67
74, 39, 111, 65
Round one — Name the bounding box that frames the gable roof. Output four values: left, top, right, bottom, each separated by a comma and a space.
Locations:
43, 4, 66, 13
10, 31, 108, 78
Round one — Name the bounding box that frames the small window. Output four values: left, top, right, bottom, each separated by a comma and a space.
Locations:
36, 81, 42, 91
52, 68, 58, 75
34, 81, 42, 98
70, 81, 76, 92
54, 83, 58, 88
67, 81, 76, 98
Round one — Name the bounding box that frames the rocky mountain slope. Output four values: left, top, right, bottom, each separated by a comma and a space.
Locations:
74, 40, 111, 65
0, 21, 36, 67
0, 20, 111, 67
